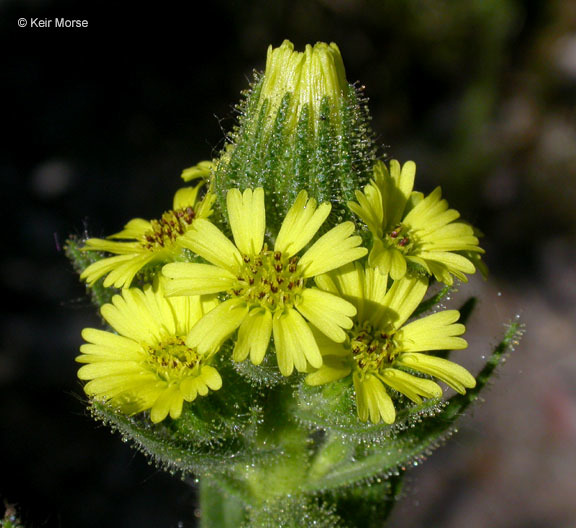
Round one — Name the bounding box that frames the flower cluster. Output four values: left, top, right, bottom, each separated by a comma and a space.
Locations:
75, 42, 482, 426
77, 163, 480, 425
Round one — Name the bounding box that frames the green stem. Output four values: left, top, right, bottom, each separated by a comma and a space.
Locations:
199, 478, 247, 528
307, 432, 354, 482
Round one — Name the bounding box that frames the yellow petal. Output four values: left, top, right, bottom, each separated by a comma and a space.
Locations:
299, 222, 367, 277
179, 377, 199, 401
420, 251, 476, 275
272, 308, 322, 376
297, 288, 355, 343
347, 182, 383, 236
227, 187, 265, 255
379, 368, 442, 404
101, 290, 160, 343
354, 373, 395, 424
170, 392, 185, 420
83, 237, 142, 253
196, 379, 209, 396
305, 356, 351, 386
77, 361, 142, 380
314, 272, 340, 295
150, 386, 180, 423
332, 261, 365, 299
367, 243, 406, 281
386, 160, 416, 227
195, 192, 216, 219
179, 219, 242, 273
107, 218, 152, 240
311, 327, 349, 357
396, 310, 468, 351
173, 183, 203, 210
161, 288, 205, 336
186, 298, 248, 355
403, 187, 445, 226
102, 253, 158, 289
83, 372, 160, 397
397, 353, 476, 394
373, 275, 428, 330
233, 308, 272, 364
180, 161, 213, 182
81, 253, 152, 288
361, 264, 388, 325
389, 249, 407, 281
274, 190, 331, 256
163, 262, 238, 296
80, 328, 141, 356
200, 365, 223, 391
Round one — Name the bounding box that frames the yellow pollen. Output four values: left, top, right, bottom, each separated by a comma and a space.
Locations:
145, 336, 200, 381
231, 246, 305, 311
141, 207, 196, 250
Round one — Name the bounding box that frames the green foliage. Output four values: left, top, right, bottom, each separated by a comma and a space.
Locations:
244, 497, 345, 528
327, 475, 403, 527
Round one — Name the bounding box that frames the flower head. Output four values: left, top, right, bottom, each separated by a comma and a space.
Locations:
306, 263, 476, 424
81, 183, 215, 288
349, 160, 484, 285
76, 279, 222, 423
163, 188, 367, 376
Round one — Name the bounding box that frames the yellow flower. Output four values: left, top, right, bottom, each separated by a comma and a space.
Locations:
348, 160, 484, 285
81, 183, 215, 289
76, 279, 222, 423
163, 188, 367, 376
306, 263, 476, 424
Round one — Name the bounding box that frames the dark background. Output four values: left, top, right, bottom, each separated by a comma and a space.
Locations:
2, 1, 576, 526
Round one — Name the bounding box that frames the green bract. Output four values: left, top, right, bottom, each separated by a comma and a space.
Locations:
212, 40, 376, 230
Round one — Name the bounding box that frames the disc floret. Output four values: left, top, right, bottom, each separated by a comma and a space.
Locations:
350, 321, 400, 377
142, 207, 197, 250
233, 247, 305, 310
146, 336, 202, 380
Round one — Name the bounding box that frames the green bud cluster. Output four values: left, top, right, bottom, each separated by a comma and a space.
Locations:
212, 40, 376, 230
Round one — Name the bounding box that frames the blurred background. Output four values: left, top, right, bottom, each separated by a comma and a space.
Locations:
1, 0, 575, 526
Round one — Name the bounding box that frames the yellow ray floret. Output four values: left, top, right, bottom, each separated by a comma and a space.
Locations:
76, 279, 221, 423
80, 182, 215, 289
348, 160, 484, 285
163, 187, 368, 376
306, 262, 476, 424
